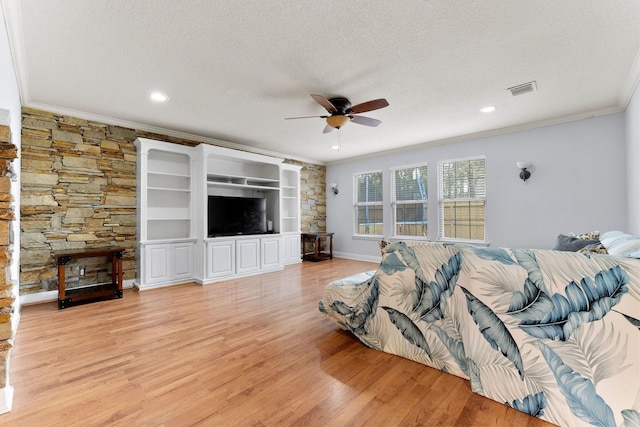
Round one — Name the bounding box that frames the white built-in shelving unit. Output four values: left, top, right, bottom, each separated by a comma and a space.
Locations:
135, 138, 301, 290
135, 139, 196, 288
280, 164, 302, 263
280, 165, 300, 233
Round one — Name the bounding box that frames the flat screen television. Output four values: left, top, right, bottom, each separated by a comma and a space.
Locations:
208, 196, 267, 237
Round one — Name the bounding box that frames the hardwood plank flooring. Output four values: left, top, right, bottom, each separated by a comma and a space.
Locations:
1, 259, 556, 426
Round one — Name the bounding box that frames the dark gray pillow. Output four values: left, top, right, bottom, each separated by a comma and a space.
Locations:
552, 234, 600, 252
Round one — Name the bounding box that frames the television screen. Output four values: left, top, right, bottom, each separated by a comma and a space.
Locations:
208, 196, 267, 237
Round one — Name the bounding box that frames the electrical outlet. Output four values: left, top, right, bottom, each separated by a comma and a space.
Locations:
79, 266, 86, 277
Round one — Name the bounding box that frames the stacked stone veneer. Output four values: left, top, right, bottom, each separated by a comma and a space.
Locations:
287, 160, 326, 233
21, 107, 326, 295
0, 122, 17, 389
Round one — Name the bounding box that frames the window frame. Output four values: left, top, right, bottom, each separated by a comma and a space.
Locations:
390, 163, 429, 240
353, 169, 384, 237
437, 155, 487, 244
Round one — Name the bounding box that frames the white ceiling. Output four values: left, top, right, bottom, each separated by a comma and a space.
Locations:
3, 0, 640, 164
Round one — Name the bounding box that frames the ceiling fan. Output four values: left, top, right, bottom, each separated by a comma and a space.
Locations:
285, 94, 389, 133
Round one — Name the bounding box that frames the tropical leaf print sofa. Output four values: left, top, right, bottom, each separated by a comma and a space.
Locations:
319, 242, 640, 427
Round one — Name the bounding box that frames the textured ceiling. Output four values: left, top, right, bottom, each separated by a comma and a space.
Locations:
3, 0, 640, 164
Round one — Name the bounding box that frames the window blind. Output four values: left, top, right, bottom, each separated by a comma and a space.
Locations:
437, 157, 486, 242
391, 165, 428, 237
353, 171, 383, 236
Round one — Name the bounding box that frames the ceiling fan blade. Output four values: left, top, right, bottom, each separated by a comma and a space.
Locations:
311, 94, 338, 113
284, 115, 328, 120
322, 124, 335, 134
350, 98, 389, 114
350, 115, 381, 127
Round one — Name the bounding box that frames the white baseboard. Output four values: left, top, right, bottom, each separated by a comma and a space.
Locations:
194, 265, 285, 285
0, 386, 14, 414
19, 279, 136, 305
133, 279, 193, 291
333, 252, 382, 264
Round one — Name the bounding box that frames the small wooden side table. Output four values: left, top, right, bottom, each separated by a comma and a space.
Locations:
301, 232, 334, 262
55, 247, 124, 309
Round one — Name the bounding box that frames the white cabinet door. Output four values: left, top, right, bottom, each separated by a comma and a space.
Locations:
236, 238, 260, 274
283, 234, 301, 264
142, 242, 195, 287
261, 237, 281, 270
171, 242, 194, 281
207, 240, 235, 278
144, 244, 170, 284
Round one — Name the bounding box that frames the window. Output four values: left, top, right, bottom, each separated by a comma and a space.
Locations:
438, 156, 486, 242
391, 164, 428, 238
354, 171, 383, 236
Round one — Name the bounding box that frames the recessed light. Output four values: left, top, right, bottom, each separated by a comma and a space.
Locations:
150, 92, 169, 102
480, 105, 496, 113
331, 144, 340, 150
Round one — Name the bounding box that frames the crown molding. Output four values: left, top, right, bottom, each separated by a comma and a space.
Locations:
1, 0, 28, 104
618, 47, 640, 109
24, 101, 325, 166
327, 105, 624, 166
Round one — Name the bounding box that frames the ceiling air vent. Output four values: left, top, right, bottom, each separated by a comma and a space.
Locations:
508, 81, 537, 96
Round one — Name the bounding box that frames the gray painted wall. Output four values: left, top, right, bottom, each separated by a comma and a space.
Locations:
626, 84, 640, 235
327, 113, 628, 261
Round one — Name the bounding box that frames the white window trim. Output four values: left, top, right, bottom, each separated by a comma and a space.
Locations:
437, 155, 487, 244
390, 163, 429, 240
353, 170, 384, 238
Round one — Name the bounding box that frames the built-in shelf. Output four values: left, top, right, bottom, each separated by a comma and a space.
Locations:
148, 187, 191, 193
138, 142, 193, 242
280, 166, 300, 234
136, 138, 302, 290
147, 209, 190, 220
148, 171, 191, 178
209, 173, 278, 182
207, 173, 280, 191
207, 181, 280, 191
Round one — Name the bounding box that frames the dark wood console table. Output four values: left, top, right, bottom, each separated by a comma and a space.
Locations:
55, 247, 124, 309
301, 232, 334, 262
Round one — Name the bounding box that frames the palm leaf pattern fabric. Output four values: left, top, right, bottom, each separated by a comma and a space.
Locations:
319, 242, 640, 427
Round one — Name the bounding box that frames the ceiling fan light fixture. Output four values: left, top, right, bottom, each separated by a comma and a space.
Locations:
285, 94, 388, 133
326, 115, 350, 129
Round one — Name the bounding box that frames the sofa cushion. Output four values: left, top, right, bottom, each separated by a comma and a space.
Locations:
600, 231, 640, 258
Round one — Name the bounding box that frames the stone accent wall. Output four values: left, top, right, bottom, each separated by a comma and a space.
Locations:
0, 122, 17, 389
21, 107, 326, 294
287, 160, 326, 233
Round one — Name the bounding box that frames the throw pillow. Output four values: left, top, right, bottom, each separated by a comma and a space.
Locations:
577, 242, 609, 255
570, 231, 600, 241
600, 231, 640, 258
552, 234, 600, 252
378, 240, 390, 255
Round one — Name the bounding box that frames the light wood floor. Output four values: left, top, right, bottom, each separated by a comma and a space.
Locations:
2, 259, 556, 427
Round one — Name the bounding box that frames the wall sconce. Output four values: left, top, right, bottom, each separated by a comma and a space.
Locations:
330, 183, 339, 195
516, 161, 532, 182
